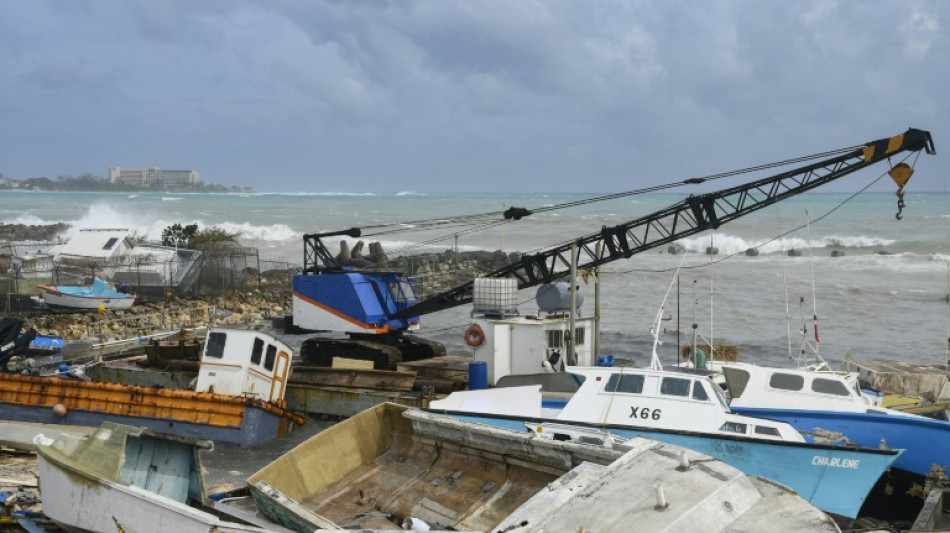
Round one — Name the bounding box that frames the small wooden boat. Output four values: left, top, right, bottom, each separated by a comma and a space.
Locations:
34, 422, 272, 533
247, 403, 840, 532
36, 277, 136, 312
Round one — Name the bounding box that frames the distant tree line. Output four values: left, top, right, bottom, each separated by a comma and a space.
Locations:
0, 172, 251, 193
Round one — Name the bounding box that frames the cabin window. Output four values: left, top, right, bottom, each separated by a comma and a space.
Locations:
264, 344, 277, 371
205, 332, 226, 359
102, 237, 119, 250
250, 338, 264, 365
574, 327, 586, 345
605, 374, 644, 394
769, 373, 804, 391
719, 422, 747, 434
811, 378, 851, 396
660, 377, 690, 397
547, 330, 563, 349
388, 281, 410, 304
723, 367, 750, 399
692, 382, 709, 401
754, 426, 781, 437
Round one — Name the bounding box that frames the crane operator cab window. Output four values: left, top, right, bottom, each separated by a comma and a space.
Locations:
388, 280, 416, 304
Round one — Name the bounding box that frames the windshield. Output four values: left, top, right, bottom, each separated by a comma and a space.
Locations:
709, 380, 731, 412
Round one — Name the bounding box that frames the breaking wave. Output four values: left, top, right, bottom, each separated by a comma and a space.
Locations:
214, 222, 297, 241
675, 233, 897, 256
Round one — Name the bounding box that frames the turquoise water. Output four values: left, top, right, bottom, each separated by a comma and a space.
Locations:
2, 189, 949, 366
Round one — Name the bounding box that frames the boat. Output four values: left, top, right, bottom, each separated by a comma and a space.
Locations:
428, 365, 903, 519
33, 421, 273, 533
247, 402, 840, 532
501, 422, 840, 532
36, 277, 136, 312
0, 326, 306, 446
722, 361, 950, 517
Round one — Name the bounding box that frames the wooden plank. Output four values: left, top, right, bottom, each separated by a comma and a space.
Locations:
331, 357, 375, 370
290, 366, 416, 391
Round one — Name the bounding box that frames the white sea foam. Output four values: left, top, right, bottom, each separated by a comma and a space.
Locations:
215, 222, 297, 241
62, 202, 158, 239
675, 233, 897, 256
2, 214, 55, 226
162, 197, 183, 201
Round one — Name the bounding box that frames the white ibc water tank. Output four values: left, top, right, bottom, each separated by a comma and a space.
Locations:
536, 282, 584, 313
473, 277, 519, 315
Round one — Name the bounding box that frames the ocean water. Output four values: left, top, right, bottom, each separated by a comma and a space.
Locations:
2, 189, 949, 369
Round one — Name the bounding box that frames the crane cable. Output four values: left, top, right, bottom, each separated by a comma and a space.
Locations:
356, 145, 862, 241
596, 151, 915, 276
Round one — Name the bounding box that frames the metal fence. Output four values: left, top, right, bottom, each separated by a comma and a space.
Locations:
0, 248, 298, 313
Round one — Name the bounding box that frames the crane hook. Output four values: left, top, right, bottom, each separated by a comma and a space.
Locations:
888, 163, 913, 221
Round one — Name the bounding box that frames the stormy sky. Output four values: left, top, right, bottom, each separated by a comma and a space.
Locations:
0, 1, 946, 193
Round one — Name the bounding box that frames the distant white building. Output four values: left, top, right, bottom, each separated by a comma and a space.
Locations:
108, 167, 202, 187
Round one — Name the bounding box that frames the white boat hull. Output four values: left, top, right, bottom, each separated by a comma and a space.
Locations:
36, 451, 267, 533
39, 287, 135, 311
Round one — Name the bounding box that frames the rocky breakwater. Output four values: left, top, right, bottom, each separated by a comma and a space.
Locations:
24, 275, 293, 343
0, 222, 69, 242
332, 239, 523, 297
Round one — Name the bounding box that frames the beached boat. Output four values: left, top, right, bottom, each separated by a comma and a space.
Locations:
722, 362, 950, 515
0, 327, 305, 446
428, 365, 903, 519
36, 277, 136, 311
247, 402, 839, 532
34, 421, 272, 533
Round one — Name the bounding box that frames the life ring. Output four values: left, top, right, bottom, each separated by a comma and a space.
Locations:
464, 324, 485, 347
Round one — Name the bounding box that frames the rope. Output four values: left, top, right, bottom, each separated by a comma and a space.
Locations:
351, 145, 862, 243
598, 153, 913, 276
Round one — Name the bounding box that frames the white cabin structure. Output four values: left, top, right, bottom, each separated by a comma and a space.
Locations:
467, 278, 596, 386
194, 328, 292, 403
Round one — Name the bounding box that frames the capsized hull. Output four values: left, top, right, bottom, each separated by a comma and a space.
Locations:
442, 411, 901, 519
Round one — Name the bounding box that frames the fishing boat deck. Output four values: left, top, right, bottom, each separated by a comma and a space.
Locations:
247, 404, 564, 530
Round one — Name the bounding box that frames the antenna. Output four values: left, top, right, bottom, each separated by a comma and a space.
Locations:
805, 210, 821, 360
650, 251, 690, 370
783, 266, 793, 360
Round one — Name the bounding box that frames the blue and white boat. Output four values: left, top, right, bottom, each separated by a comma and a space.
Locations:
429, 365, 903, 519
36, 277, 136, 312
722, 362, 950, 485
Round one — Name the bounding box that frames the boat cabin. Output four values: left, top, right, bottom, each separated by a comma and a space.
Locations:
558, 367, 803, 441
194, 328, 292, 403
722, 363, 887, 413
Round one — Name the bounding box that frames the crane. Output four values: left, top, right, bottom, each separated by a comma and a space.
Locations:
292, 127, 936, 369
